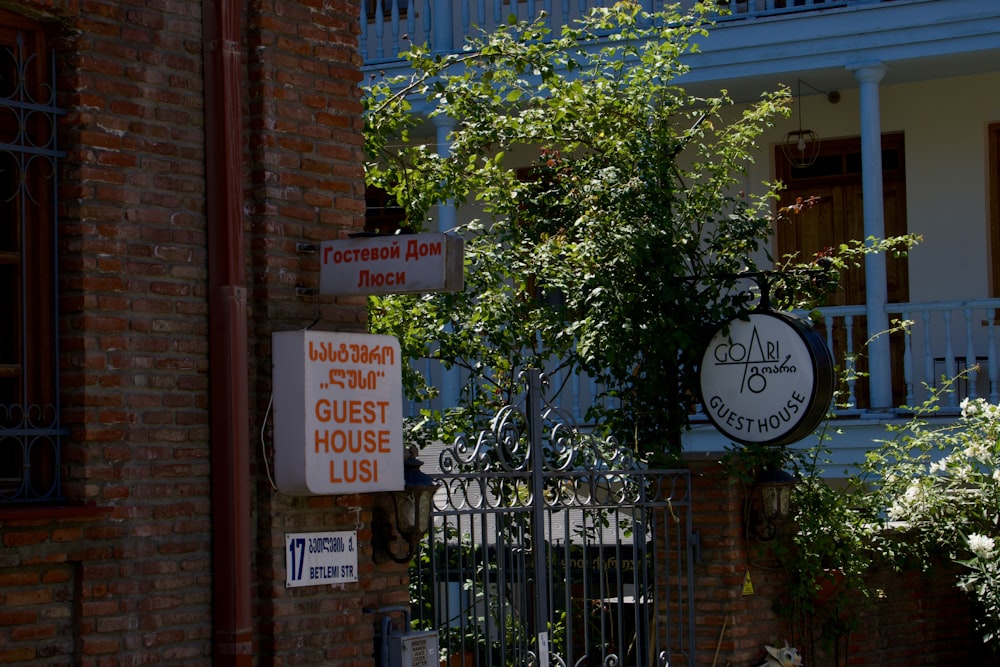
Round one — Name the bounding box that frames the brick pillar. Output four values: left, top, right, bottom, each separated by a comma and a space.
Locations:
685, 453, 792, 666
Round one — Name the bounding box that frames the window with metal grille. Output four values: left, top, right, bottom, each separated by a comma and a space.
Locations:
0, 12, 67, 503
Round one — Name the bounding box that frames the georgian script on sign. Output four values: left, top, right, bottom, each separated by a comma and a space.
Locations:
699, 311, 833, 447
272, 330, 404, 495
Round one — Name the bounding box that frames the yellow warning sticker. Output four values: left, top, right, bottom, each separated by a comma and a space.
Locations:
742, 570, 755, 596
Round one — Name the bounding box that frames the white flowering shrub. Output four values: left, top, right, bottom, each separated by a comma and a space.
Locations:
868, 397, 1000, 644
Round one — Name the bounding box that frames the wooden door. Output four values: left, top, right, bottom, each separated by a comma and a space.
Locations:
774, 134, 909, 408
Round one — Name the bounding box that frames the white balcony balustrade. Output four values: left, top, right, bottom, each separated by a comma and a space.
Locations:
405, 299, 1000, 424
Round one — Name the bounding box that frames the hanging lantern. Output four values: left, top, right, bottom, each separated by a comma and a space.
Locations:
781, 79, 838, 169
371, 447, 438, 564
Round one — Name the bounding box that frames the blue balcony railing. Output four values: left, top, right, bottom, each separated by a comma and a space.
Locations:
359, 0, 890, 65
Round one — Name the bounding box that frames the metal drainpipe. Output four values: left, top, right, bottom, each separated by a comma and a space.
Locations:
203, 0, 253, 664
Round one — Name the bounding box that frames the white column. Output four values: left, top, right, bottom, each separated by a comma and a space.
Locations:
432, 113, 461, 409
848, 61, 892, 411
433, 114, 457, 233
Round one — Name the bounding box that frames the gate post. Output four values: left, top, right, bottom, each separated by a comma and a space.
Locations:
526, 369, 551, 667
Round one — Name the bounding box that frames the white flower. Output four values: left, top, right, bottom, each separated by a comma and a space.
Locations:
968, 533, 996, 559
962, 397, 1000, 422
981, 401, 1000, 422
952, 462, 974, 482
964, 442, 990, 462
888, 480, 928, 520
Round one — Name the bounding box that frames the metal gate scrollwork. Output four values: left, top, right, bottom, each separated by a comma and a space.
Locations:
410, 370, 696, 667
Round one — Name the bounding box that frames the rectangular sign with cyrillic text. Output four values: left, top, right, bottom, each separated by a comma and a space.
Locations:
320, 232, 464, 295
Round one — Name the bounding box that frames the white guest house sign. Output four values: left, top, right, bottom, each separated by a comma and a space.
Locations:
698, 310, 834, 446
272, 330, 404, 494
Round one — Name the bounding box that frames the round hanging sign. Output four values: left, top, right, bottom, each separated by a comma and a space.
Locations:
698, 311, 834, 446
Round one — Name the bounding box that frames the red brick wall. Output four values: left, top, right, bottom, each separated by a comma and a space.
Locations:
244, 0, 386, 664
51, 0, 219, 661
685, 455, 983, 667
836, 567, 984, 666
0, 0, 397, 665
684, 454, 787, 665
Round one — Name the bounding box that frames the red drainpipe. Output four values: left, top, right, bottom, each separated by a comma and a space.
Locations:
203, 0, 253, 664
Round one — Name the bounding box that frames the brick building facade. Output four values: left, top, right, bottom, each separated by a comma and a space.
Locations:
0, 0, 400, 664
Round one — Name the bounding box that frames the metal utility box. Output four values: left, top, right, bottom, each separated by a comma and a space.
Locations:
373, 608, 438, 667
386, 630, 439, 667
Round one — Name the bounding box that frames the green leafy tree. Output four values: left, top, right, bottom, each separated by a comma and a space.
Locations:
363, 3, 832, 455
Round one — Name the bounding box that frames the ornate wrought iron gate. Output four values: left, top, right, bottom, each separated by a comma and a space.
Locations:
411, 371, 696, 667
